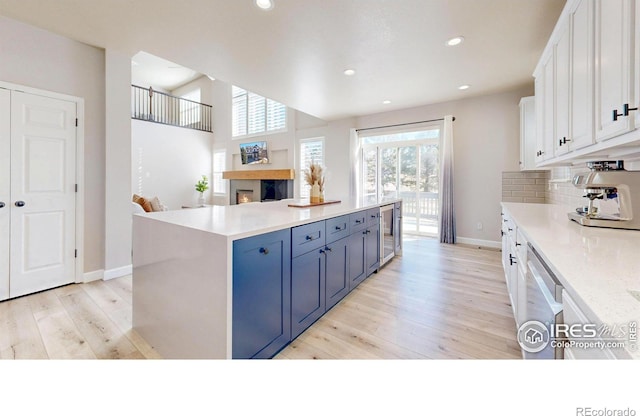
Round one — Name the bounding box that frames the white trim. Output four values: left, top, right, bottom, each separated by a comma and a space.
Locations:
456, 237, 501, 249
0, 80, 85, 285
83, 269, 104, 283
104, 264, 132, 280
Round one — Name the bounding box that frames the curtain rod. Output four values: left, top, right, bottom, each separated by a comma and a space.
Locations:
355, 116, 455, 133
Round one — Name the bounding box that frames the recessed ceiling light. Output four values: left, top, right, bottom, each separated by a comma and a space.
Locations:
383, 100, 391, 105
255, 0, 274, 10
343, 69, 356, 76
458, 84, 470, 90
447, 36, 465, 46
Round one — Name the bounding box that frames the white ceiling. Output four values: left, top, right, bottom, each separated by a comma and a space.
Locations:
0, 0, 565, 121
131, 51, 204, 92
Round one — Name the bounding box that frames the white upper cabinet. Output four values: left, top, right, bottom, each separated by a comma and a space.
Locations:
555, 22, 571, 156
534, 0, 640, 166
519, 96, 537, 171
536, 50, 556, 163
594, 0, 634, 142
569, 0, 595, 151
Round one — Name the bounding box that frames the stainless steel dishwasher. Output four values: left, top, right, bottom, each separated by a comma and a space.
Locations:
521, 243, 564, 359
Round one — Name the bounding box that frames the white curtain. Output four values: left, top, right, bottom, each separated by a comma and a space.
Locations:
439, 115, 456, 244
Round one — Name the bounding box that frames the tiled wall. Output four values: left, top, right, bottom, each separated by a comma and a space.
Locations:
501, 171, 550, 203
546, 166, 589, 208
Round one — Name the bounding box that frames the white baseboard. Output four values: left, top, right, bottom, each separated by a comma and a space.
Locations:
104, 264, 132, 280
456, 237, 501, 249
83, 269, 104, 283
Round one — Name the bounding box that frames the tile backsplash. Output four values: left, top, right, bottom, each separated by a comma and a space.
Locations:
501, 171, 549, 203
546, 166, 589, 208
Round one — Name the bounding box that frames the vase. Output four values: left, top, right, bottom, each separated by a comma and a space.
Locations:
319, 190, 324, 203
197, 192, 205, 206
310, 181, 320, 204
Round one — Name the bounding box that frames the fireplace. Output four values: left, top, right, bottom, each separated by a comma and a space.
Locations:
229, 179, 294, 205
236, 190, 254, 204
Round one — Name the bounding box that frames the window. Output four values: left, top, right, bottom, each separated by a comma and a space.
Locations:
232, 86, 286, 137
213, 149, 226, 194
299, 138, 324, 199
180, 89, 201, 127
360, 126, 441, 236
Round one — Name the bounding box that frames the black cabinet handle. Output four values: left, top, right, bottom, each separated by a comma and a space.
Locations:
508, 227, 513, 232
0, 202, 4, 208
355, 219, 362, 224
516, 242, 521, 247
509, 254, 517, 266
324, 246, 332, 252
558, 139, 563, 147
305, 235, 314, 241
14, 201, 25, 207
363, 230, 370, 235
335, 225, 344, 231
613, 103, 638, 121
536, 150, 545, 157
259, 247, 269, 255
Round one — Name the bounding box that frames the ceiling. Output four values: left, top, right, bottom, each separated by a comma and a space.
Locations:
131, 51, 205, 91
0, 0, 565, 121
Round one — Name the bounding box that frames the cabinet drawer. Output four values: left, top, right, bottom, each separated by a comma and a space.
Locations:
349, 211, 367, 233
292, 220, 326, 258
326, 215, 349, 244
366, 207, 380, 225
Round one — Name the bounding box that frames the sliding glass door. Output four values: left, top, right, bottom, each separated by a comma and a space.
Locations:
361, 128, 440, 236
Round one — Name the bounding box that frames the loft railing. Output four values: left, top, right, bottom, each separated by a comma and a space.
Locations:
131, 84, 212, 132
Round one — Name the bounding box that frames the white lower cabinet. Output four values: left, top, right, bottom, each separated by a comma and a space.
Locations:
501, 211, 526, 325
562, 289, 617, 359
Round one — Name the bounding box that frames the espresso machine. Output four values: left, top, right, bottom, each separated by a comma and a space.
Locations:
567, 161, 640, 230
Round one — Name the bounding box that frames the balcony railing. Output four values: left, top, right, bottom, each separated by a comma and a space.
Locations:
399, 191, 439, 219
131, 84, 212, 132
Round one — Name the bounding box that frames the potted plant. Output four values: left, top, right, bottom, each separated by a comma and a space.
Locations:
195, 175, 209, 206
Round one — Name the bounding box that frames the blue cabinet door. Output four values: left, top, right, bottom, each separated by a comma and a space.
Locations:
365, 221, 380, 276
232, 229, 291, 359
325, 237, 349, 310
291, 248, 325, 339
348, 230, 366, 291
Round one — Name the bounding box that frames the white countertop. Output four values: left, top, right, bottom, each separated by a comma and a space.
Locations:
135, 197, 400, 240
501, 202, 640, 359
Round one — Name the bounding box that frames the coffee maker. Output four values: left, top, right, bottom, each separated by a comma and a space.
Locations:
567, 161, 640, 230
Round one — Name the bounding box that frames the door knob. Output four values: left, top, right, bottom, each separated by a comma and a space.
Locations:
0, 202, 5, 208
15, 201, 25, 207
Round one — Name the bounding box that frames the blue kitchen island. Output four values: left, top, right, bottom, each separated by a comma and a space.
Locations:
132, 197, 401, 359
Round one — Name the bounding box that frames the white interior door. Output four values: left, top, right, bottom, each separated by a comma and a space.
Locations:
9, 91, 77, 298
0, 88, 10, 301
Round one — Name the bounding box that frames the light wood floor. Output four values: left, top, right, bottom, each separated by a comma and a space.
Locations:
0, 236, 521, 359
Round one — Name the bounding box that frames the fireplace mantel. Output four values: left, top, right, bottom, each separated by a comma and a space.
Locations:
222, 169, 295, 180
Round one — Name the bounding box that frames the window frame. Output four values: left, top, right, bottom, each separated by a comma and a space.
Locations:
232, 86, 287, 139
298, 137, 325, 199
212, 148, 227, 196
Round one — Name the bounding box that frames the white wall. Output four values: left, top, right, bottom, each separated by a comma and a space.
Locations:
211, 79, 298, 204
352, 85, 532, 246
0, 16, 105, 273
132, 120, 213, 209
105, 49, 133, 277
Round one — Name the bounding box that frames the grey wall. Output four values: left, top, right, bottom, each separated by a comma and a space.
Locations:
0, 16, 106, 273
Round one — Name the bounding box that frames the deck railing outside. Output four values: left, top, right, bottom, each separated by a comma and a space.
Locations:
399, 191, 439, 219
131, 84, 212, 132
